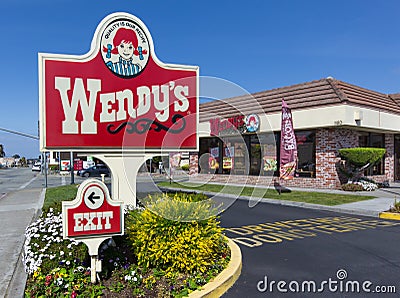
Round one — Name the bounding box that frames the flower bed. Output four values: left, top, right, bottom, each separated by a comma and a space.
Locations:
24, 191, 230, 297
342, 179, 378, 192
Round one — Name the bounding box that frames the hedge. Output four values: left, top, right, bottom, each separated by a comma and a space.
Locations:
338, 147, 386, 167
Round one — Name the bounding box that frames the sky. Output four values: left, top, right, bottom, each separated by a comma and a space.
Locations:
2, 0, 400, 158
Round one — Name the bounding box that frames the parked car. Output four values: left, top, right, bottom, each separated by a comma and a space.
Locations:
32, 163, 41, 172
77, 164, 110, 177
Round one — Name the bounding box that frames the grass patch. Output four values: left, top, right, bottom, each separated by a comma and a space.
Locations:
157, 182, 376, 206
43, 184, 78, 211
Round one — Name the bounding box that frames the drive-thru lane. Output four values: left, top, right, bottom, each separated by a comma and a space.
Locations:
220, 199, 400, 297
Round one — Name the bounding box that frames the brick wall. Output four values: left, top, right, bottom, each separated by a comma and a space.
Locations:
384, 134, 395, 182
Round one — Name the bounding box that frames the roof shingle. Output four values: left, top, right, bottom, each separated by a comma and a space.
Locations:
199, 78, 400, 122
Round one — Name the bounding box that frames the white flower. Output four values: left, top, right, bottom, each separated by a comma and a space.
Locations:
60, 251, 64, 256
124, 275, 132, 281
133, 276, 138, 282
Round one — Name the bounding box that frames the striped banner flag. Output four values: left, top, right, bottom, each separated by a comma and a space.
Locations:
279, 99, 297, 179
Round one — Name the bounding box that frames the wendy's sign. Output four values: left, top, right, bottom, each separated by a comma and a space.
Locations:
39, 12, 199, 152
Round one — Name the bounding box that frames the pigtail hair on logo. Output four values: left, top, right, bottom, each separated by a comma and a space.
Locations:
134, 47, 148, 60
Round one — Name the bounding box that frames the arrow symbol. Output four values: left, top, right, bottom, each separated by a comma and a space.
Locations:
88, 191, 100, 205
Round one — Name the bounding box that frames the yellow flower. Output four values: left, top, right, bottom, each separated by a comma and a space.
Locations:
33, 270, 40, 278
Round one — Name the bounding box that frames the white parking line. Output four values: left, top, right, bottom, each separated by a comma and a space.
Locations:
18, 176, 38, 190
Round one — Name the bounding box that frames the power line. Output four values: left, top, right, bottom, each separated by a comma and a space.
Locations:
0, 127, 39, 140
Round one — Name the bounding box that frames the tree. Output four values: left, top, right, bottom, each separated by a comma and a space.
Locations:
0, 144, 5, 157
19, 157, 27, 167
338, 147, 386, 182
13, 154, 20, 159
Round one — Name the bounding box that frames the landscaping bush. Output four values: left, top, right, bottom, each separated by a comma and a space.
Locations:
341, 181, 378, 192
389, 200, 400, 213
342, 183, 364, 192
339, 147, 386, 167
338, 147, 386, 182
49, 165, 59, 172
357, 179, 378, 191
126, 192, 228, 275
180, 164, 190, 171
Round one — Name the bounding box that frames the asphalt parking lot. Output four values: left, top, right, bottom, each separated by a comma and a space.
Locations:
220, 199, 400, 297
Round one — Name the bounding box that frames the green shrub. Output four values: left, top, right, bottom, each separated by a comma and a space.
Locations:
389, 199, 400, 213
49, 165, 59, 171
342, 183, 364, 192
126, 192, 228, 275
339, 148, 386, 167
181, 164, 190, 171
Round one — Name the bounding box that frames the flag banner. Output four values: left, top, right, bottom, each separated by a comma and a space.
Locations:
280, 99, 297, 179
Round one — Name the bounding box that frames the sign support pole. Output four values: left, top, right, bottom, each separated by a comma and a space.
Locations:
92, 154, 157, 206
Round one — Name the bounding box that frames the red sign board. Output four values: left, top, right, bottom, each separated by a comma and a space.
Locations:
62, 179, 123, 238
39, 12, 199, 152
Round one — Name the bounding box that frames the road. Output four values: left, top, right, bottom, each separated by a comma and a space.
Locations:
0, 167, 88, 196
220, 199, 400, 297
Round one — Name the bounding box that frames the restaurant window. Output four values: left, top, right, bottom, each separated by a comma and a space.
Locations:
199, 137, 222, 174
358, 132, 385, 175
295, 130, 316, 178
221, 136, 248, 175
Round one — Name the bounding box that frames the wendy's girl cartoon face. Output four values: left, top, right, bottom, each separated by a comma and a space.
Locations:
117, 40, 135, 60
101, 20, 150, 78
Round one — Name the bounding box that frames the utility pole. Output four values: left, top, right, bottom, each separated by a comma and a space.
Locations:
70, 151, 75, 184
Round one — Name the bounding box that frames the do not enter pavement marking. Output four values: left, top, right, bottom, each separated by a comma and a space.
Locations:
225, 216, 400, 248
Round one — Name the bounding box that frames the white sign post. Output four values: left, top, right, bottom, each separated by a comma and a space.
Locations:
62, 179, 124, 283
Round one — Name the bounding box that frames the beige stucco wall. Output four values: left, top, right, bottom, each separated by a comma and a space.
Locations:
199, 104, 400, 136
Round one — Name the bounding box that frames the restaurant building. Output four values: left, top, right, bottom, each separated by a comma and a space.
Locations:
191, 77, 400, 189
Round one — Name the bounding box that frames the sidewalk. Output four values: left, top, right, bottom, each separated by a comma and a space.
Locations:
0, 187, 45, 298
160, 181, 400, 218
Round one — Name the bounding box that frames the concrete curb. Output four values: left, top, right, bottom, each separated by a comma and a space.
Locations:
5, 188, 46, 298
189, 238, 242, 298
160, 186, 381, 218
379, 212, 400, 220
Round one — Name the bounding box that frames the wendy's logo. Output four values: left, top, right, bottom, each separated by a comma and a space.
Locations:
245, 114, 260, 133
100, 18, 150, 78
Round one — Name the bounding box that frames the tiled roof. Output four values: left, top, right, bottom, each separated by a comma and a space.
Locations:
199, 78, 400, 122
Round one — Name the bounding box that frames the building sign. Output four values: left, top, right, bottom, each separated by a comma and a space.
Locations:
62, 179, 123, 239
39, 12, 199, 152
244, 114, 260, 133
210, 114, 260, 136
210, 115, 244, 136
